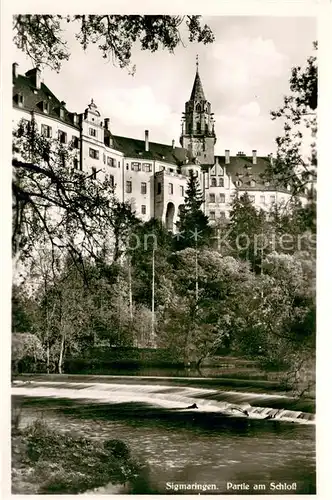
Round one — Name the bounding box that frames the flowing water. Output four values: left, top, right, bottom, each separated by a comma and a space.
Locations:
12, 376, 316, 494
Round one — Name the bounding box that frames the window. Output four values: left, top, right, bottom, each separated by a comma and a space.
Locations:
143, 163, 152, 172
235, 180, 242, 187
58, 130, 67, 144
196, 103, 201, 112
126, 163, 129, 170
210, 211, 216, 220
41, 124, 52, 138
218, 177, 224, 187
141, 205, 146, 215
103, 153, 106, 164
157, 182, 162, 195
265, 180, 270, 187
220, 193, 225, 203
220, 211, 226, 219
168, 183, 173, 195
249, 195, 255, 203
126, 181, 132, 193
260, 195, 266, 204
89, 148, 99, 159
209, 193, 216, 203
250, 180, 256, 187
91, 167, 97, 180
141, 182, 147, 195
89, 128, 97, 137
196, 122, 201, 133
72, 135, 79, 148
42, 102, 49, 114
108, 157, 115, 167
17, 94, 24, 107
109, 175, 114, 187
180, 186, 184, 197
211, 177, 217, 187
131, 162, 141, 171
270, 195, 276, 203
60, 108, 65, 119
118, 162, 120, 168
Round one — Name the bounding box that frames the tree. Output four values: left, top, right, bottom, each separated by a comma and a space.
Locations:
159, 249, 253, 367
175, 171, 212, 250
129, 218, 173, 308
13, 15, 214, 73
266, 42, 317, 195
227, 193, 267, 271
231, 251, 315, 395
12, 119, 137, 275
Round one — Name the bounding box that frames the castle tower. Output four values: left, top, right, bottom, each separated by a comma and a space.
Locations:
180, 56, 216, 167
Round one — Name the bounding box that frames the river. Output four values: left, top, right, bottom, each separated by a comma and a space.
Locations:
12, 376, 316, 494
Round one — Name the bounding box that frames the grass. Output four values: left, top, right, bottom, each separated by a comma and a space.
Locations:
12, 416, 141, 494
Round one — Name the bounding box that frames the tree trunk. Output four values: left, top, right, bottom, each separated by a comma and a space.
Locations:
58, 331, 66, 374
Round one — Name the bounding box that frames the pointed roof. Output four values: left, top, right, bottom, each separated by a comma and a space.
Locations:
189, 57, 206, 101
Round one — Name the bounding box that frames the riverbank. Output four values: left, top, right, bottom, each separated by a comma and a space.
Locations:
11, 416, 140, 494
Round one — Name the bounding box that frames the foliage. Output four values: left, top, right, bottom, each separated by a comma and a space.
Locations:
12, 332, 46, 374
176, 171, 212, 250
266, 41, 317, 194
12, 418, 140, 494
12, 119, 137, 272
13, 15, 214, 73
226, 193, 267, 271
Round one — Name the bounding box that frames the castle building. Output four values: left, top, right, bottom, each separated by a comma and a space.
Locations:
12, 61, 301, 231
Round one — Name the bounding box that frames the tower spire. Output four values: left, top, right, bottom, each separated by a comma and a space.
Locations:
190, 57, 205, 101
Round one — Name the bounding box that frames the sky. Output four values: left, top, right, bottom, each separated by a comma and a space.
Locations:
12, 15, 316, 156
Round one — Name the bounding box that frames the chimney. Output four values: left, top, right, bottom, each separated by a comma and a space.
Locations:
225, 149, 230, 164
252, 149, 257, 165
145, 130, 149, 152
25, 67, 41, 89
12, 62, 18, 79
104, 118, 110, 130
172, 139, 175, 149
72, 112, 78, 125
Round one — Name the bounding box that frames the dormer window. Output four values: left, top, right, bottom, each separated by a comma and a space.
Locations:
250, 180, 256, 187
235, 180, 242, 187
41, 101, 49, 114
265, 180, 270, 187
60, 108, 65, 120
17, 94, 24, 107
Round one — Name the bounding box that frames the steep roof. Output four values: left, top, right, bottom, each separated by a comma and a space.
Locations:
12, 71, 79, 129
112, 134, 192, 167
189, 69, 206, 101
215, 155, 289, 193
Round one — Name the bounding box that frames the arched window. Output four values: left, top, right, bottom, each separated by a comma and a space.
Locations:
196, 122, 201, 133
211, 177, 217, 187
218, 177, 224, 187
196, 103, 201, 112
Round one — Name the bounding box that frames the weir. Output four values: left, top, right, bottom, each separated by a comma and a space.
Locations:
12, 380, 315, 424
